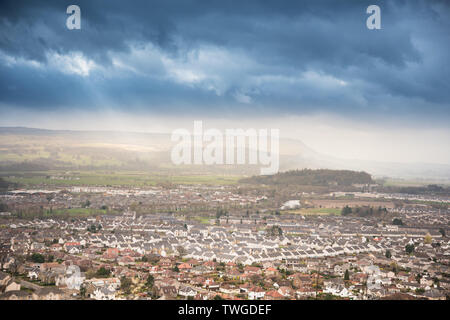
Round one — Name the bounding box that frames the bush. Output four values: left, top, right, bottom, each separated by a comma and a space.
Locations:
385, 250, 392, 259
120, 276, 132, 294
146, 275, 154, 289
31, 253, 45, 263
95, 267, 111, 278
405, 244, 415, 254
415, 288, 425, 295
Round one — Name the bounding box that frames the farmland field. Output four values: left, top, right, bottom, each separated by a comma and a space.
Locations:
2, 171, 241, 187
192, 216, 212, 224
284, 208, 342, 216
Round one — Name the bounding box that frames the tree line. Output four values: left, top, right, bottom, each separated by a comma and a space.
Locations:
240, 169, 373, 186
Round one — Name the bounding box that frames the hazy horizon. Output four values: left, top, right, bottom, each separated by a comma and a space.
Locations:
1, 113, 450, 167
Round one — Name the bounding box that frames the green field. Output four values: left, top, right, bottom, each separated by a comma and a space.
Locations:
192, 216, 212, 224
284, 208, 341, 216
3, 171, 241, 187
381, 178, 450, 187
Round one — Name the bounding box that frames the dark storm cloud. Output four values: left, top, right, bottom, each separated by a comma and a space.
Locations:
0, 0, 449, 120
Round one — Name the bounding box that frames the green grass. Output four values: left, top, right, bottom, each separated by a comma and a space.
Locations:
192, 216, 212, 224
284, 208, 341, 216
3, 171, 241, 187
382, 178, 450, 187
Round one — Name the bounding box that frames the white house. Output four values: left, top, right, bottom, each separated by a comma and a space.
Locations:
178, 286, 197, 298
248, 287, 265, 300
92, 287, 116, 300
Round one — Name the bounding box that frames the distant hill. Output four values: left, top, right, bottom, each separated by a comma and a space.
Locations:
0, 127, 449, 181
0, 127, 322, 175
239, 169, 373, 186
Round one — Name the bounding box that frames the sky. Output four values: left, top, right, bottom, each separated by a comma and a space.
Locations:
0, 0, 449, 164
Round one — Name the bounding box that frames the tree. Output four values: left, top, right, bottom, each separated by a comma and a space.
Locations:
341, 206, 352, 216
176, 246, 187, 257
85, 269, 96, 279
390, 262, 398, 274
415, 288, 425, 295
172, 265, 179, 273
0, 253, 7, 270
344, 269, 350, 281
415, 273, 422, 283
250, 274, 262, 285
45, 194, 54, 203
146, 254, 160, 265
268, 225, 283, 236
0, 201, 8, 212
432, 277, 440, 287
213, 295, 223, 300
31, 253, 45, 263
216, 208, 227, 219
80, 284, 86, 298
95, 267, 111, 278
439, 228, 446, 237
146, 275, 154, 289
120, 276, 133, 294
392, 218, 403, 226
385, 250, 392, 259
82, 200, 91, 208
424, 234, 432, 245
405, 244, 415, 255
